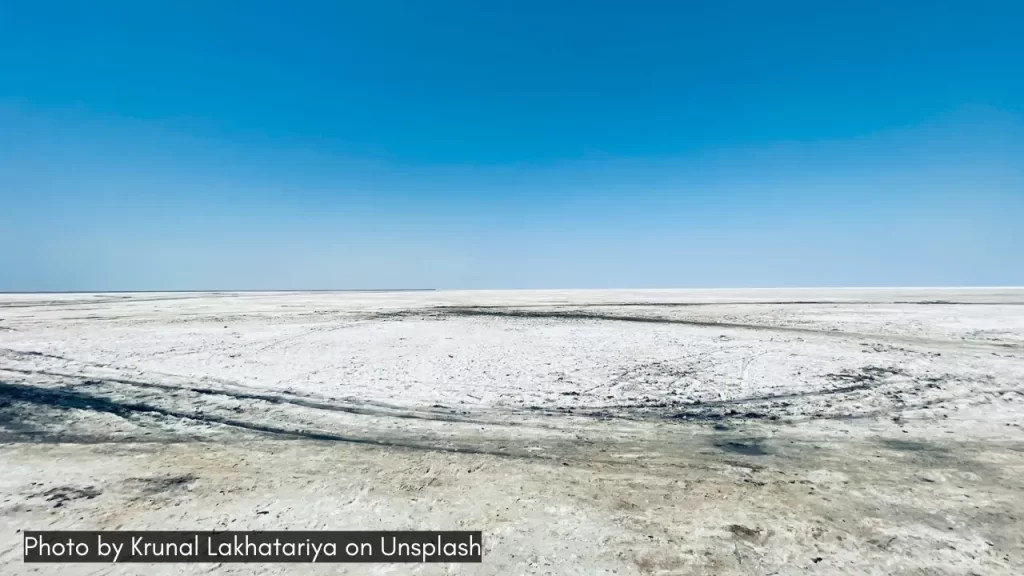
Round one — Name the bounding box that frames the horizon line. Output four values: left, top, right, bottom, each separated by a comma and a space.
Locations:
3, 286, 1023, 295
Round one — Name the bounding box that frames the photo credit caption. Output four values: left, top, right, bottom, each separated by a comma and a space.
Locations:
24, 531, 483, 563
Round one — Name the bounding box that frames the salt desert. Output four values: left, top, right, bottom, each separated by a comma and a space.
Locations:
2, 288, 1023, 574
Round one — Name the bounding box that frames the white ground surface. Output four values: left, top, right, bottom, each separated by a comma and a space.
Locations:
1, 288, 1023, 575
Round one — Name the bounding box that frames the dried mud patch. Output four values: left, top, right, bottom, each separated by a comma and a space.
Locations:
127, 473, 198, 495
29, 485, 102, 508
715, 439, 770, 456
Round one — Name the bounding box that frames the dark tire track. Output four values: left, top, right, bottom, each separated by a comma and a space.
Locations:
0, 366, 525, 428
0, 380, 561, 461
432, 307, 1023, 351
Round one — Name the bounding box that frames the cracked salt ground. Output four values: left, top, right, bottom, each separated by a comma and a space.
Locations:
1, 288, 1023, 574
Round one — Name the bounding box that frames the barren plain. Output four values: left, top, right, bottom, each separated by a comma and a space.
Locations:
1, 288, 1023, 575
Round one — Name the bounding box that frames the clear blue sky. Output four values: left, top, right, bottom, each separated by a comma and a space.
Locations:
1, 0, 1022, 290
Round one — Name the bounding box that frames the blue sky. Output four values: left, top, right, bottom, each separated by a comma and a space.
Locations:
1, 1, 1022, 291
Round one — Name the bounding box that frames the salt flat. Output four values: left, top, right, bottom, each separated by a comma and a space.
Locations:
1, 289, 1023, 575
